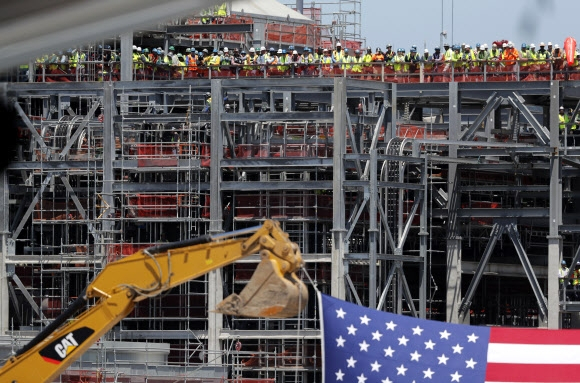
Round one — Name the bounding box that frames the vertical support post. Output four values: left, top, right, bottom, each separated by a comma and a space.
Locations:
332, 78, 347, 299
446, 82, 462, 323
0, 169, 8, 333
368, 149, 378, 307
120, 31, 133, 82
548, 81, 562, 329
418, 145, 428, 319
208, 79, 224, 363
101, 84, 114, 251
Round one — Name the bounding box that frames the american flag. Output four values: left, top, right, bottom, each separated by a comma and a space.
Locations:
320, 293, 580, 383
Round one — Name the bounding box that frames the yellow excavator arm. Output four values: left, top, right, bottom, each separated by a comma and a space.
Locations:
0, 220, 307, 383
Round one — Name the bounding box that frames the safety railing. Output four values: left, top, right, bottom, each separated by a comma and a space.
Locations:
7, 58, 578, 83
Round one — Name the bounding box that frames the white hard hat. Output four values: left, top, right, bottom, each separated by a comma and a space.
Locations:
492, 43, 497, 48
539, 42, 545, 46
223, 47, 229, 53
424, 48, 429, 53
249, 47, 255, 53
465, 45, 470, 49
277, 48, 283, 54
132, 45, 137, 50
555, 44, 560, 49
502, 43, 507, 48
292, 50, 298, 54
336, 42, 341, 46
529, 43, 535, 48
260, 46, 266, 51
548, 41, 553, 45
479, 46, 485, 50
461, 42, 466, 47
508, 42, 513, 48
136, 47, 142, 52
483, 44, 488, 49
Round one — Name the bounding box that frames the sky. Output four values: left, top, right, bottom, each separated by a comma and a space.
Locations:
359, 0, 580, 52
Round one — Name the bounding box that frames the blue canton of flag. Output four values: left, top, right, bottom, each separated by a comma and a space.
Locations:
320, 293, 491, 383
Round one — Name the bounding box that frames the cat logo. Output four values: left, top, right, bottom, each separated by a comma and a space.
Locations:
39, 327, 94, 364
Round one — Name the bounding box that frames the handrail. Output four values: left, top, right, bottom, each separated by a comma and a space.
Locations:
4, 58, 576, 84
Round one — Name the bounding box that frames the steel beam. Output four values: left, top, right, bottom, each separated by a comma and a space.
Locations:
458, 223, 505, 319
332, 78, 347, 299
460, 92, 502, 141
506, 223, 548, 321
506, 92, 550, 145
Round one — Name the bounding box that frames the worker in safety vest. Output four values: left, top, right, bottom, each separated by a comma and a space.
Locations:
350, 50, 364, 75
528, 44, 538, 65
372, 48, 384, 62
333, 42, 345, 63
383, 44, 394, 62
392, 48, 407, 73
559, 106, 569, 132
500, 41, 519, 66
443, 43, 452, 61
536, 42, 551, 64
560, 260, 571, 300
362, 47, 373, 77
462, 45, 477, 70
320, 48, 334, 74
552, 44, 566, 72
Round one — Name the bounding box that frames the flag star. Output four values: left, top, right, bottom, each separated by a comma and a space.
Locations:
346, 356, 357, 368
359, 340, 370, 352
372, 330, 383, 341
467, 333, 479, 343
360, 315, 371, 325
465, 358, 477, 369
396, 364, 408, 376
381, 378, 393, 383
412, 326, 424, 335
335, 369, 345, 381
336, 336, 346, 347
386, 321, 397, 331
452, 344, 463, 354
437, 354, 449, 365
451, 371, 462, 382
423, 368, 435, 379
410, 350, 422, 361
336, 308, 346, 319
383, 346, 395, 357
424, 339, 436, 350
347, 324, 358, 335
371, 360, 382, 372
439, 330, 451, 339
357, 373, 367, 383
398, 335, 409, 346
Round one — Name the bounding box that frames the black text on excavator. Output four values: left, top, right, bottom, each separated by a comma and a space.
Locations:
0, 220, 308, 383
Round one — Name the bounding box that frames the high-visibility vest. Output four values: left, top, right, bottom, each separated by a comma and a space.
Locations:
363, 54, 373, 67
351, 56, 364, 72
333, 50, 345, 63
392, 54, 406, 71
559, 114, 568, 130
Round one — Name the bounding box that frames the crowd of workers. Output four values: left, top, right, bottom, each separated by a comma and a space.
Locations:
16, 39, 580, 83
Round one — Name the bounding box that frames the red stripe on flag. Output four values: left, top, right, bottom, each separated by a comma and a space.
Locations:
489, 327, 580, 345
486, 363, 579, 382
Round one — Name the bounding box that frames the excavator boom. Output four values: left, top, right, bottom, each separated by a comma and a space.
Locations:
0, 220, 307, 383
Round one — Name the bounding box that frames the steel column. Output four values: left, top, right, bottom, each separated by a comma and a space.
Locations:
332, 78, 347, 299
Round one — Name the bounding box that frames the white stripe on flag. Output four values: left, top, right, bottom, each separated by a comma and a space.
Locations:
487, 343, 580, 364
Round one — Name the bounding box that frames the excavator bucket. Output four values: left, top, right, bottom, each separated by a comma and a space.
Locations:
215, 254, 308, 318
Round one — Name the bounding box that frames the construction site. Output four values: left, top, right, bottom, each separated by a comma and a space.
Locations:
1, 0, 580, 382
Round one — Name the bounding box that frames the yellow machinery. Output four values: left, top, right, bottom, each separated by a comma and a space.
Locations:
0, 220, 308, 383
